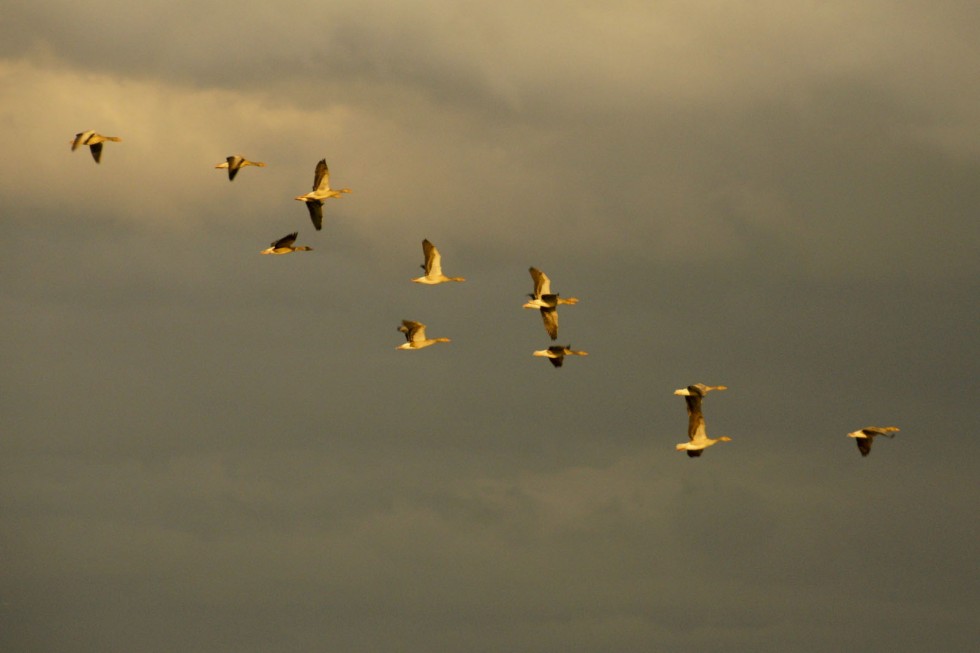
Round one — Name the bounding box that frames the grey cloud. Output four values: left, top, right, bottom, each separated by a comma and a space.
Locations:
2, 2, 978, 652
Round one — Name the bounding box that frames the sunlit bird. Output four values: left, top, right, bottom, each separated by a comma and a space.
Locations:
412, 239, 465, 284
260, 232, 313, 255
523, 267, 579, 340
396, 320, 451, 350
847, 426, 900, 457
215, 155, 266, 181
294, 159, 351, 231
673, 384, 731, 457
70, 130, 122, 163
532, 345, 588, 367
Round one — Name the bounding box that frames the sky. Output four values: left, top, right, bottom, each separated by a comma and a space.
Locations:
1, 1, 978, 651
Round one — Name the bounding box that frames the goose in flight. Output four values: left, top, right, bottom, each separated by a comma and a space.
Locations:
847, 426, 899, 457
532, 345, 588, 367
412, 239, 465, 284
260, 232, 313, 255
673, 384, 731, 457
523, 267, 579, 340
70, 131, 122, 163
396, 320, 451, 350
294, 159, 351, 230
215, 155, 266, 181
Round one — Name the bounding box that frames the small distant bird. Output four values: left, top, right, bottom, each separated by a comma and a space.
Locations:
532, 345, 588, 367
396, 320, 451, 350
215, 155, 266, 181
847, 426, 900, 457
260, 232, 313, 255
294, 159, 351, 231
523, 267, 579, 340
70, 130, 122, 163
412, 239, 465, 284
673, 384, 731, 457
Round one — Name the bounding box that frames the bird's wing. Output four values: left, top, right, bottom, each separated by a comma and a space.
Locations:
540, 306, 559, 340
306, 200, 324, 231
856, 437, 873, 457
312, 159, 330, 191
227, 156, 242, 180
405, 321, 427, 343
272, 232, 298, 249
542, 347, 564, 366
529, 267, 551, 297
422, 239, 442, 276
89, 142, 103, 163
689, 411, 707, 443
683, 392, 702, 419
399, 320, 418, 341
71, 131, 90, 151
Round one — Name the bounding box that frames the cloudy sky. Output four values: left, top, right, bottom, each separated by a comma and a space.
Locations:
1, 1, 978, 651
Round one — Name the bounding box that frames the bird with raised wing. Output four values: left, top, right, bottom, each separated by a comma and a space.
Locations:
412, 239, 465, 284
294, 159, 351, 230
847, 426, 899, 457
260, 232, 313, 255
215, 155, 266, 181
70, 130, 122, 163
523, 267, 579, 340
673, 384, 731, 457
396, 320, 451, 350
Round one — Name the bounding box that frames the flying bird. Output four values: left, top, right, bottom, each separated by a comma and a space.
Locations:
215, 155, 266, 181
396, 320, 451, 350
294, 159, 351, 231
532, 345, 588, 367
412, 239, 465, 284
523, 267, 579, 340
673, 384, 731, 457
847, 426, 900, 457
70, 130, 122, 163
260, 232, 313, 255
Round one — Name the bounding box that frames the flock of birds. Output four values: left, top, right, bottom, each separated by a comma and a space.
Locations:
70, 130, 901, 459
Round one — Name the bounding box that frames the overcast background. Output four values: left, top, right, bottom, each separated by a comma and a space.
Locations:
1, 1, 978, 651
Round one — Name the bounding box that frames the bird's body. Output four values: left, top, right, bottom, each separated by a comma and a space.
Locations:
294, 159, 351, 230
523, 267, 579, 340
532, 345, 588, 367
215, 155, 266, 181
396, 320, 451, 350
412, 239, 465, 284
847, 426, 899, 457
70, 130, 122, 163
673, 384, 731, 457
260, 232, 312, 255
